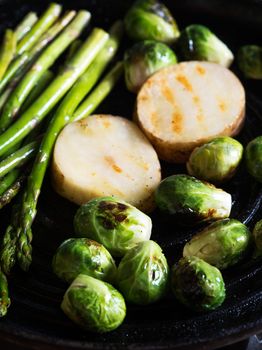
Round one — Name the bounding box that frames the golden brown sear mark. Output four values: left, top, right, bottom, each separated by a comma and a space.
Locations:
172, 111, 183, 134
196, 65, 206, 75
176, 74, 193, 92
104, 156, 122, 173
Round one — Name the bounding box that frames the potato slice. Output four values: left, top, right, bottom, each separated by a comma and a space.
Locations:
135, 61, 245, 163
51, 114, 161, 212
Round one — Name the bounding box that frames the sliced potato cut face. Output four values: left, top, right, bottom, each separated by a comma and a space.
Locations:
52, 114, 161, 212
135, 61, 245, 163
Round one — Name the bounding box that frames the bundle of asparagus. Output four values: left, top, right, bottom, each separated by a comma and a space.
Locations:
0, 2, 124, 317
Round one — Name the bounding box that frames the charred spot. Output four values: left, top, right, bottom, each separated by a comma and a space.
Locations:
99, 201, 117, 211
115, 214, 127, 223
98, 201, 129, 230
117, 203, 128, 211
178, 262, 206, 305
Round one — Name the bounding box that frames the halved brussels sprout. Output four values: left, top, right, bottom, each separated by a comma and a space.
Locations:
245, 136, 262, 183
176, 24, 234, 67
155, 174, 232, 224
183, 219, 251, 269
237, 45, 262, 79
52, 238, 117, 284
117, 240, 169, 305
74, 196, 152, 257
171, 256, 226, 312
124, 40, 177, 93
61, 274, 126, 333
124, 0, 180, 44
187, 137, 243, 183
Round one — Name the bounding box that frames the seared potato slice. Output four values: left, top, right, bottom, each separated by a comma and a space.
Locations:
52, 114, 161, 212
135, 61, 245, 163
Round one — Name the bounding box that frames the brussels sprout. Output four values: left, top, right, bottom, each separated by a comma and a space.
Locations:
124, 0, 180, 44
237, 45, 262, 79
253, 219, 262, 252
155, 174, 232, 224
74, 196, 152, 257
61, 274, 126, 333
117, 240, 169, 305
187, 137, 243, 183
124, 40, 177, 93
183, 219, 251, 269
52, 238, 117, 284
171, 256, 226, 312
176, 24, 234, 67
245, 136, 262, 183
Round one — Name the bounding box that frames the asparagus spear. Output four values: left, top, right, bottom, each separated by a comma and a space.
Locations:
73, 61, 124, 121
0, 10, 76, 95
0, 268, 10, 317
0, 26, 108, 157
0, 173, 26, 209
0, 11, 78, 131
0, 200, 22, 275
15, 12, 38, 42
0, 140, 40, 178
0, 30, 16, 80
21, 70, 54, 112
0, 169, 20, 196
18, 61, 124, 270
16, 3, 62, 56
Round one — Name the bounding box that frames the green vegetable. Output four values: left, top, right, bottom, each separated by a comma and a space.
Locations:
0, 269, 10, 317
117, 240, 169, 305
237, 45, 262, 79
0, 10, 86, 132
124, 0, 180, 44
0, 10, 76, 97
74, 196, 152, 257
124, 39, 177, 93
0, 173, 26, 210
187, 137, 243, 183
16, 3, 62, 55
0, 140, 40, 178
155, 174, 232, 224
171, 256, 225, 312
14, 12, 38, 42
245, 136, 262, 182
183, 219, 251, 269
61, 274, 126, 333
0, 169, 20, 196
0, 29, 16, 80
176, 24, 234, 67
52, 238, 117, 284
0, 25, 107, 158
253, 219, 262, 252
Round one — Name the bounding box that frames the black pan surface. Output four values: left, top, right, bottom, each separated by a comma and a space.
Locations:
0, 0, 262, 349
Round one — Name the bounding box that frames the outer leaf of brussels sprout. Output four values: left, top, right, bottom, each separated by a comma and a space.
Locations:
245, 136, 262, 183
155, 174, 232, 224
237, 45, 262, 79
176, 24, 234, 67
74, 196, 152, 257
183, 219, 251, 269
124, 0, 180, 44
124, 39, 177, 93
187, 137, 243, 183
52, 238, 117, 284
171, 256, 226, 312
61, 274, 126, 333
117, 240, 169, 305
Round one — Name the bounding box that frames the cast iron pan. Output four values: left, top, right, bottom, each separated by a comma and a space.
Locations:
0, 0, 262, 349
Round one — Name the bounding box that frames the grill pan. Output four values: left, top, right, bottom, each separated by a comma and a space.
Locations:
0, 0, 262, 349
